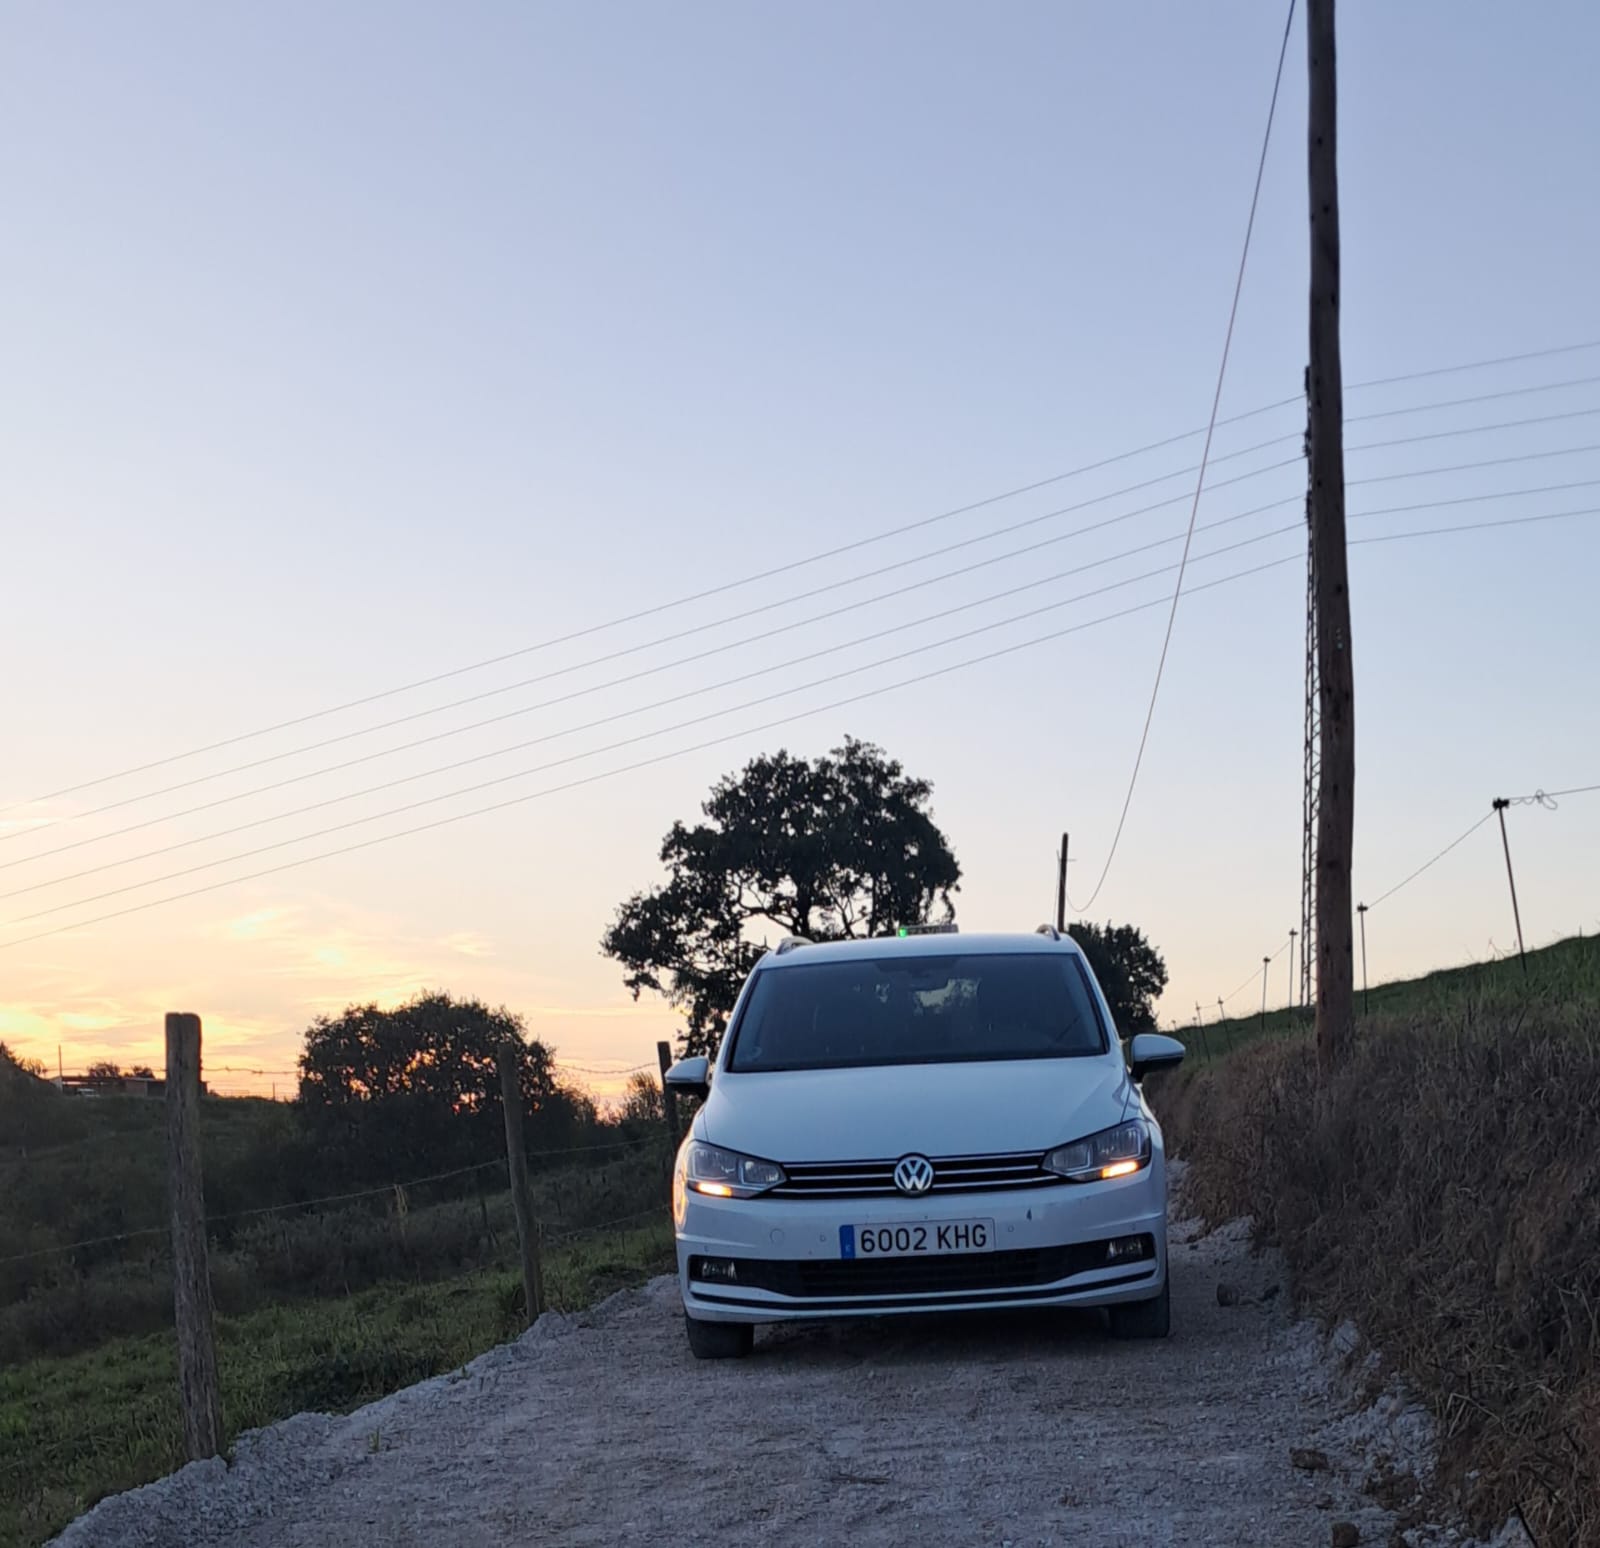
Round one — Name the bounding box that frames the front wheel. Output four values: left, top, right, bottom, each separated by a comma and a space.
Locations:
684, 1313, 754, 1360
1108, 1277, 1170, 1340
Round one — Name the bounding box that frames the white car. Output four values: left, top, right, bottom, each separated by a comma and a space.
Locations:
665, 925, 1186, 1359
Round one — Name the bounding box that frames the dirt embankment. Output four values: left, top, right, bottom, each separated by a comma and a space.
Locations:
1159, 1009, 1600, 1547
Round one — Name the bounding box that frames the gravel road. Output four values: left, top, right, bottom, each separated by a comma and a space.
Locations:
55, 1208, 1473, 1548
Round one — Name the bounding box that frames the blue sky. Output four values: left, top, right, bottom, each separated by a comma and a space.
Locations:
3, 2, 1597, 1090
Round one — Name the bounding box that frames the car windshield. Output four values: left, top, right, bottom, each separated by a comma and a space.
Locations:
726, 951, 1107, 1072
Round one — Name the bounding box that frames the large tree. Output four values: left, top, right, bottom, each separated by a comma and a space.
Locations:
296, 990, 594, 1176
1068, 920, 1168, 1034
602, 737, 961, 1057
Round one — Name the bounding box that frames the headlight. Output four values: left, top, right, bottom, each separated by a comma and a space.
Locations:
684, 1142, 786, 1199
1042, 1120, 1151, 1182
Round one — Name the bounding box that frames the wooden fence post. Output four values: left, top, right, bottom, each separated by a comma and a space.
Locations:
165, 1012, 223, 1461
496, 1042, 544, 1326
656, 1040, 680, 1151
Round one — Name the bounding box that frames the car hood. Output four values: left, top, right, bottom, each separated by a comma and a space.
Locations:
698, 1058, 1133, 1162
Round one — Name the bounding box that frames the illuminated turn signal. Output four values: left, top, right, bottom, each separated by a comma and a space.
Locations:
1099, 1159, 1140, 1180
693, 1181, 735, 1197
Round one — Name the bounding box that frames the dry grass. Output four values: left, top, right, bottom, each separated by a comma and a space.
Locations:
1158, 987, 1600, 1546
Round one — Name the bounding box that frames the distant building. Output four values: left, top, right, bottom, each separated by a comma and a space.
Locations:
51, 1074, 197, 1099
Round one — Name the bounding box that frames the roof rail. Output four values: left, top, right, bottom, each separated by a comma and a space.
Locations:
1035, 923, 1061, 940
773, 935, 812, 956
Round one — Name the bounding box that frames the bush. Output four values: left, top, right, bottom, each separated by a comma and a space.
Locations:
1159, 1004, 1600, 1545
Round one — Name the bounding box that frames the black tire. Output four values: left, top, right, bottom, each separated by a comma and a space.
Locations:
684, 1313, 754, 1360
1108, 1277, 1171, 1340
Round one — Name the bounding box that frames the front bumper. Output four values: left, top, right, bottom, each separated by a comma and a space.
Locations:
676, 1160, 1167, 1324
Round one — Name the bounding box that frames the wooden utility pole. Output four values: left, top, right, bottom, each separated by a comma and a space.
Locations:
656, 1039, 681, 1150
1055, 833, 1069, 932
165, 1012, 223, 1461
1307, 0, 1356, 1076
1491, 799, 1529, 974
1356, 902, 1370, 1013
496, 1042, 544, 1326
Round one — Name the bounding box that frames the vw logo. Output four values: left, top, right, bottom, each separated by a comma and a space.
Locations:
893, 1154, 934, 1196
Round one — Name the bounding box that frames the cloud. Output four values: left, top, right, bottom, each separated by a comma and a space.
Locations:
0, 817, 56, 838
2, 890, 656, 1094
221, 907, 299, 942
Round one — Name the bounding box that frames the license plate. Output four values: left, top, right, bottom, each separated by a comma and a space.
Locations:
839, 1219, 994, 1259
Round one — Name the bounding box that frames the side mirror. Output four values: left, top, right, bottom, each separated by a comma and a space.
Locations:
1127, 1033, 1186, 1082
664, 1055, 711, 1102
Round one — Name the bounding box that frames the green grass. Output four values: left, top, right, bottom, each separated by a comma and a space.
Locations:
0, 1223, 674, 1548
1174, 930, 1600, 1063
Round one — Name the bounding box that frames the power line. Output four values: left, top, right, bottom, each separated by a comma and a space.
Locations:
7, 490, 1595, 922
1507, 781, 1600, 805
1348, 441, 1600, 489
1347, 506, 1600, 548
1, 509, 1316, 898
6, 499, 1594, 944
1346, 402, 1600, 452
1214, 773, 1600, 1008
1, 528, 1311, 928
13, 480, 1593, 903
1065, 0, 1296, 916
0, 552, 1305, 952
7, 343, 1597, 826
0, 419, 1304, 823
1346, 338, 1600, 392
1220, 935, 1292, 1006
1345, 373, 1600, 424
21, 404, 1588, 859
1367, 812, 1496, 910
1, 451, 1307, 849
1337, 401, 1600, 450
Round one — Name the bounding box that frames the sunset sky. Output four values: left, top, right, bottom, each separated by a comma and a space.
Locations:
3, 3, 1597, 1101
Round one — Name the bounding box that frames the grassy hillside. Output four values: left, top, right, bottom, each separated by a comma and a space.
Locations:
1175, 930, 1599, 1058
1, 1095, 305, 1293
0, 1053, 670, 1356
1157, 933, 1600, 1545
0, 1048, 678, 1545
0, 1128, 670, 1366
0, 1223, 674, 1548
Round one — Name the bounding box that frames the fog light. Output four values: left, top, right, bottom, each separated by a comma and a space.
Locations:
691, 1257, 740, 1283
1105, 1235, 1151, 1263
